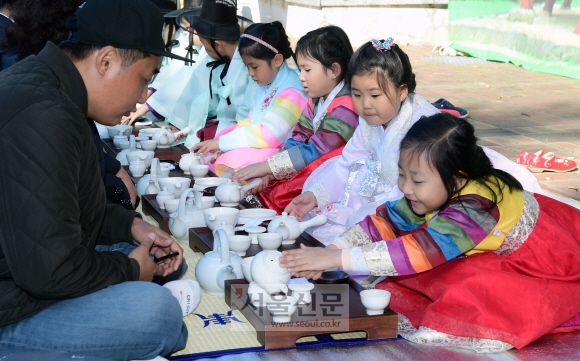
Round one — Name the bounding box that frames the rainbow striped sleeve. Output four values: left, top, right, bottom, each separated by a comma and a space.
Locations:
341, 196, 499, 276
218, 88, 308, 152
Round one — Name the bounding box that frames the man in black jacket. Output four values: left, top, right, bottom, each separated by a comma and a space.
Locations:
0, 0, 192, 359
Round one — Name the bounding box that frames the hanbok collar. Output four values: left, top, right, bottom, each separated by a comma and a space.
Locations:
312, 80, 346, 131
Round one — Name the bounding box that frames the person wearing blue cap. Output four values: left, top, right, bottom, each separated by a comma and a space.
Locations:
0, 0, 190, 359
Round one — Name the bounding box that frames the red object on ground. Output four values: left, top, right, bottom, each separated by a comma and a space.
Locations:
574, 19, 580, 35
377, 194, 580, 349
517, 150, 577, 173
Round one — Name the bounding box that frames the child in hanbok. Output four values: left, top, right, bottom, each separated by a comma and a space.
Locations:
286, 38, 541, 245
281, 113, 580, 353
190, 22, 307, 176
124, 0, 251, 148
232, 26, 359, 211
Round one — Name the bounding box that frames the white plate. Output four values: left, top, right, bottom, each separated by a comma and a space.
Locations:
238, 209, 277, 224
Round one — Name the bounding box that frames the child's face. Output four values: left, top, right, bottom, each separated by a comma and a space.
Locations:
351, 74, 408, 128
241, 54, 282, 86
296, 53, 339, 99
398, 149, 449, 215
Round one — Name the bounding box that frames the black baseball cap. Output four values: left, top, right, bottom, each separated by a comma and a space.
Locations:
70, 0, 190, 62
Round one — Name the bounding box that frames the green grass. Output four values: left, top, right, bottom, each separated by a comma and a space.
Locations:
449, 0, 521, 22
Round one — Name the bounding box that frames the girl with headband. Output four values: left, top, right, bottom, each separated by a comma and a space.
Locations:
232, 25, 359, 211
191, 21, 307, 176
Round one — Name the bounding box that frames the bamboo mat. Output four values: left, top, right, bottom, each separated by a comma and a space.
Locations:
138, 206, 384, 359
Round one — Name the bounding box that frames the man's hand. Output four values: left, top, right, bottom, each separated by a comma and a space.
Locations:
232, 162, 272, 182
116, 167, 137, 208
131, 218, 183, 276
284, 191, 317, 221
279, 244, 342, 277
128, 233, 165, 281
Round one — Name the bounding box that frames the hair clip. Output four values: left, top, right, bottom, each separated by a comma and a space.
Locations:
371, 37, 394, 52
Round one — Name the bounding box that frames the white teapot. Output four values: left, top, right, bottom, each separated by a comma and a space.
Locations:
214, 178, 263, 207
152, 126, 192, 148
178, 153, 201, 174
267, 212, 328, 245
195, 229, 243, 296
250, 250, 292, 295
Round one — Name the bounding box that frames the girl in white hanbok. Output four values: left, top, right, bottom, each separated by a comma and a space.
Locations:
286, 38, 541, 246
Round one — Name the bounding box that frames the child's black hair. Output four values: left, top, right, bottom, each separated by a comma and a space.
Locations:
347, 40, 416, 102
400, 113, 523, 208
238, 21, 294, 63
295, 25, 353, 81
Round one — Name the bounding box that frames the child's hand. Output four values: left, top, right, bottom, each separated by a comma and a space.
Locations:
191, 139, 220, 155
232, 162, 271, 182
279, 244, 342, 274
294, 270, 324, 280
285, 191, 317, 221
250, 174, 274, 193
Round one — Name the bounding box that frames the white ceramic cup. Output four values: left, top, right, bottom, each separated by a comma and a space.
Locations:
118, 140, 130, 150
164, 199, 180, 214
189, 164, 209, 179
228, 235, 251, 256
242, 257, 254, 282
140, 140, 158, 151
200, 196, 215, 209
266, 295, 298, 323
129, 160, 146, 177
360, 289, 391, 315
113, 135, 128, 149
257, 233, 282, 250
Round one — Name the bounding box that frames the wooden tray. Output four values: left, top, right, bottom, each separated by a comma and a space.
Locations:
189, 228, 324, 254
225, 279, 398, 349
101, 138, 189, 162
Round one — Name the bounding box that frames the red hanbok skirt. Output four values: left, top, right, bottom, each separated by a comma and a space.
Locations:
258, 146, 345, 214
377, 194, 580, 349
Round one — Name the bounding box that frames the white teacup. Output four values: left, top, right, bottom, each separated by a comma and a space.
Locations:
360, 289, 391, 315
113, 135, 128, 149
288, 279, 314, 305
257, 233, 282, 250
140, 140, 158, 151
266, 295, 298, 323
189, 164, 209, 179
200, 196, 215, 209
164, 199, 180, 214
228, 235, 251, 256
118, 140, 130, 150
242, 257, 254, 282
129, 160, 146, 177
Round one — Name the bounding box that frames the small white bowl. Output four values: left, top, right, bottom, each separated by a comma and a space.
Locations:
228, 235, 251, 256
126, 151, 154, 169
164, 199, 180, 214
238, 208, 277, 224
108, 125, 132, 138
257, 233, 282, 250
203, 207, 240, 231
118, 140, 130, 150
140, 140, 158, 151
200, 196, 215, 209
360, 289, 391, 315
190, 164, 209, 179
157, 177, 191, 198
242, 257, 254, 282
